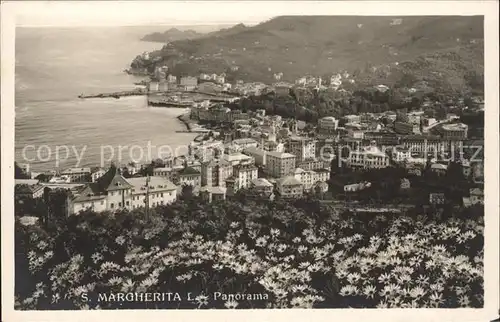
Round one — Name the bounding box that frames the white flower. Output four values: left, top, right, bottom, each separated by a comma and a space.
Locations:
378, 273, 391, 284
270, 228, 280, 237
224, 299, 239, 309
195, 294, 209, 306
410, 286, 426, 299
458, 295, 470, 307
363, 285, 376, 298
429, 292, 444, 307
255, 237, 267, 247
339, 285, 358, 296
115, 235, 126, 245
347, 272, 361, 284
51, 293, 60, 304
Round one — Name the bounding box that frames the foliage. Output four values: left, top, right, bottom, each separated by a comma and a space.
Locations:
15, 195, 484, 309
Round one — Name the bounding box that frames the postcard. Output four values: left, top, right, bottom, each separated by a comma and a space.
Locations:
1, 1, 499, 322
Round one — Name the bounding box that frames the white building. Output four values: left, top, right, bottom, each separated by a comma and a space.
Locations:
293, 168, 330, 191
68, 167, 177, 214
347, 144, 390, 169
61, 167, 91, 183
223, 152, 254, 167
286, 137, 317, 162
318, 116, 339, 132
127, 176, 177, 209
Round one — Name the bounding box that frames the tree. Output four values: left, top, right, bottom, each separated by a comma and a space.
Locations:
180, 184, 194, 200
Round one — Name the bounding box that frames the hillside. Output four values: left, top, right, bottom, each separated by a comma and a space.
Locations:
131, 16, 484, 93
140, 24, 249, 43
141, 28, 204, 42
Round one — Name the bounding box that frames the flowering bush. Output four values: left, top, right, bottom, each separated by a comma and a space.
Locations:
15, 197, 484, 309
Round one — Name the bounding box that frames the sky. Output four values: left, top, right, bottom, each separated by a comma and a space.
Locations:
10, 1, 492, 28
12, 1, 276, 27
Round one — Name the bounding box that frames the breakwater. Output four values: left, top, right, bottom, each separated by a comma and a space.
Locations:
78, 88, 147, 99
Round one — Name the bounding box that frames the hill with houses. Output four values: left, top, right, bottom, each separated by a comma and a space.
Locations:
131, 16, 484, 94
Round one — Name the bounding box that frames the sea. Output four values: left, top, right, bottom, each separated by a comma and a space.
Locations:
15, 26, 197, 173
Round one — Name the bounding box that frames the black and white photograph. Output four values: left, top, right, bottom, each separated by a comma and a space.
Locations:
1, 1, 499, 320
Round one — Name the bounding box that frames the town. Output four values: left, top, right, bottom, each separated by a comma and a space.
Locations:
15, 61, 485, 221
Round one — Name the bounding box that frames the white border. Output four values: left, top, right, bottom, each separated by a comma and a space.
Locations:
1, 1, 499, 322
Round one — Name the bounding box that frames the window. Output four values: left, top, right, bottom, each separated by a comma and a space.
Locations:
110, 192, 114, 196
100, 201, 104, 205
126, 201, 129, 206
118, 202, 122, 207
161, 193, 164, 197
110, 203, 114, 208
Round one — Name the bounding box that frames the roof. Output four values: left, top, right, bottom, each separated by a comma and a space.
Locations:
153, 167, 173, 172
15, 179, 39, 186
470, 188, 483, 196
232, 138, 258, 145
266, 151, 295, 159
178, 167, 201, 176
224, 152, 253, 162
251, 178, 273, 187
277, 176, 302, 186
235, 164, 258, 172
88, 166, 133, 193
314, 168, 331, 173
200, 186, 227, 194
127, 176, 177, 192
442, 123, 468, 131
320, 116, 337, 121
294, 168, 306, 174
431, 163, 448, 170
61, 167, 91, 174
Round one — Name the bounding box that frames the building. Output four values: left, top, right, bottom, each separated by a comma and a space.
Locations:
127, 176, 177, 209
430, 163, 448, 176
60, 167, 91, 183
230, 138, 259, 150
15, 180, 44, 199
232, 164, 258, 191
293, 168, 330, 191
90, 168, 106, 182
167, 74, 177, 84
392, 147, 411, 162
223, 152, 254, 167
180, 76, 198, 91
68, 166, 177, 214
286, 137, 317, 162
201, 158, 233, 187
250, 178, 274, 197
297, 159, 327, 171
363, 132, 400, 146
176, 167, 201, 192
469, 188, 484, 205
242, 147, 267, 166
394, 121, 414, 135
318, 116, 339, 133
265, 151, 296, 178
401, 135, 449, 155
153, 167, 174, 180
347, 144, 390, 169
276, 176, 304, 198
400, 178, 411, 189
200, 186, 227, 203
429, 193, 446, 205
440, 123, 468, 140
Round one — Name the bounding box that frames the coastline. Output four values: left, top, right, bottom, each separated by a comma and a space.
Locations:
177, 112, 195, 131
